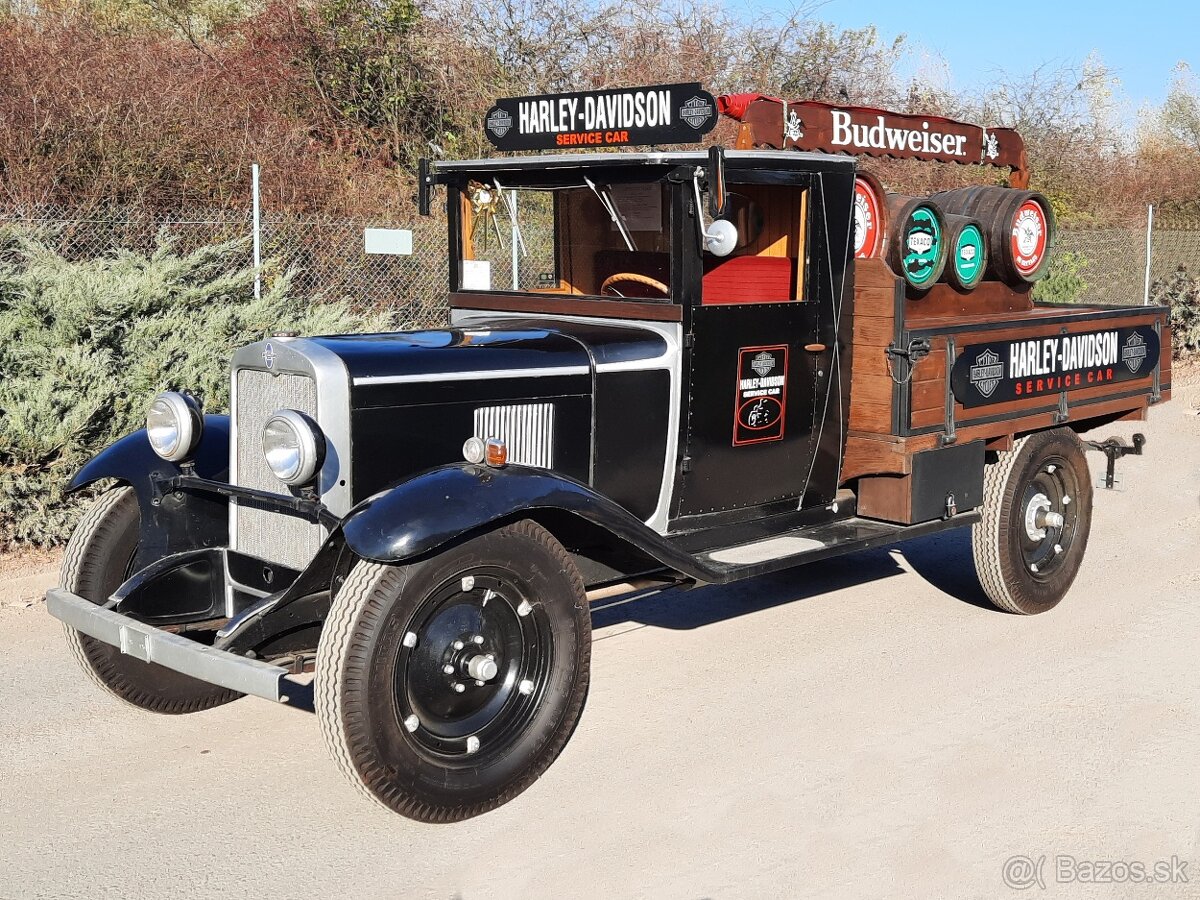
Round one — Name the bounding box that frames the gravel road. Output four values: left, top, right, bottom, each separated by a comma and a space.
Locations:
2, 401, 1198, 899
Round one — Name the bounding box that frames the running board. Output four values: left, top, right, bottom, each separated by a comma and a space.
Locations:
675, 511, 981, 584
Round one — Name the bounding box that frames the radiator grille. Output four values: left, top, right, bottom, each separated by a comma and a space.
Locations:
233, 369, 326, 571
473, 403, 555, 468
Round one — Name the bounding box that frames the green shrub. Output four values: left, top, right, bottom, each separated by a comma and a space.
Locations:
1150, 265, 1200, 354
1032, 250, 1089, 304
0, 226, 392, 548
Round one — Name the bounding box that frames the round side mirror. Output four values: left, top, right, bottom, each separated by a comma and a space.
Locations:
704, 219, 739, 258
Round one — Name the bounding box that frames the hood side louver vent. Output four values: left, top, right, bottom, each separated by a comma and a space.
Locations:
473, 403, 555, 468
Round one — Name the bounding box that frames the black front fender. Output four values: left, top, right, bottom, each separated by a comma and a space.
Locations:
340, 464, 717, 581
70, 415, 232, 569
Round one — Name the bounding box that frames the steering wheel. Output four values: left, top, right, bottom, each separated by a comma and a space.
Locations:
600, 272, 670, 298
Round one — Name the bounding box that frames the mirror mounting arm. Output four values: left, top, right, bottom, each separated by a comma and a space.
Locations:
692, 168, 738, 258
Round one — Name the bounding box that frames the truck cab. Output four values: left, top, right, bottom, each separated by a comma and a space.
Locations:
46, 84, 1171, 824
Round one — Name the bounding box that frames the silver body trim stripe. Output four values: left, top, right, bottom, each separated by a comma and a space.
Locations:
451, 308, 681, 534
354, 365, 589, 385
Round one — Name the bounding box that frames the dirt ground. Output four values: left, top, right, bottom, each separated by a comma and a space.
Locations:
2, 372, 1199, 899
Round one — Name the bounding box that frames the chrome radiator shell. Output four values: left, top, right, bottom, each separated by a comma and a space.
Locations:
228, 338, 352, 578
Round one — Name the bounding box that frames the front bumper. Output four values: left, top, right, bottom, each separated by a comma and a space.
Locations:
47, 588, 310, 707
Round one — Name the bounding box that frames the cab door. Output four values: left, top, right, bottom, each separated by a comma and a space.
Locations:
672, 173, 835, 521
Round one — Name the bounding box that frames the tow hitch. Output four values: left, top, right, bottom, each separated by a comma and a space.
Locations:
1085, 433, 1145, 490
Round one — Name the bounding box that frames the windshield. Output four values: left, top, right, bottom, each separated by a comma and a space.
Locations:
455, 179, 672, 301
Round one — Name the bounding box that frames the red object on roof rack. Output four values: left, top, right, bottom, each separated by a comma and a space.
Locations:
718, 94, 1029, 188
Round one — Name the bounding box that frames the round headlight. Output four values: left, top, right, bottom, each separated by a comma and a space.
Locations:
146, 391, 202, 462
262, 410, 325, 486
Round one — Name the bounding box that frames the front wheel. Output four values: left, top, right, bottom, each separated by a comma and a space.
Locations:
61, 486, 241, 713
972, 428, 1094, 615
316, 519, 591, 822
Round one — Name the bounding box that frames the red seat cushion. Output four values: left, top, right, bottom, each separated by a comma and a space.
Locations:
702, 256, 796, 305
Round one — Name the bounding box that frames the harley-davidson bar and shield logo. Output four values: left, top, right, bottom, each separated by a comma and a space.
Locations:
968, 348, 1003, 398
1122, 331, 1148, 374
951, 325, 1160, 409
734, 345, 788, 446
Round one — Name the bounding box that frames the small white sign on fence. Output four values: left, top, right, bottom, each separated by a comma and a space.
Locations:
364, 228, 413, 256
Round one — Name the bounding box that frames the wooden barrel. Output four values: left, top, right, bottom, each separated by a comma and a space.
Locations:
941, 213, 988, 290
885, 194, 948, 291
930, 186, 1055, 283
853, 172, 887, 259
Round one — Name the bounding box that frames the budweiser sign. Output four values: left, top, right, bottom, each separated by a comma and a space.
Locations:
718, 94, 1025, 172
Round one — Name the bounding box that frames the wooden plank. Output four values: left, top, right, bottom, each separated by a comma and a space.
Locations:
853, 315, 895, 347
857, 474, 913, 523
848, 398, 894, 434
840, 433, 912, 480
841, 393, 1159, 483
906, 280, 1033, 320
911, 379, 944, 413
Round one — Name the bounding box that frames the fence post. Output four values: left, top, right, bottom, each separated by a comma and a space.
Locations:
510, 189, 519, 291
1143, 203, 1154, 306
252, 163, 262, 302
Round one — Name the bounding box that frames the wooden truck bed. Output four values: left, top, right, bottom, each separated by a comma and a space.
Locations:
843, 259, 1172, 494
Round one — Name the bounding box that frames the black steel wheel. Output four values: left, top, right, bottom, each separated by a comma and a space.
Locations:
972, 428, 1094, 614
60, 486, 241, 713
316, 519, 591, 822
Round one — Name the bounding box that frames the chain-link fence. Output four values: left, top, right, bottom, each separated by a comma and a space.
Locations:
0, 203, 453, 329
3, 200, 1200, 317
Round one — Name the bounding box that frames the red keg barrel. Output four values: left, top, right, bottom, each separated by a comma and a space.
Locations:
853, 172, 888, 259
930, 186, 1055, 284
885, 194, 948, 291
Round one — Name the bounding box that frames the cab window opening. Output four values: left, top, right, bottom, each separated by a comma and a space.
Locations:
698, 181, 809, 306
454, 178, 674, 302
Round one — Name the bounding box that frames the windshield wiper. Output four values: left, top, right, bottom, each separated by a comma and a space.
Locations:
492, 178, 527, 257
584, 177, 636, 252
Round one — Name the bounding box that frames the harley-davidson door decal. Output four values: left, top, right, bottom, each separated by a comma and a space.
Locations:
733, 345, 788, 445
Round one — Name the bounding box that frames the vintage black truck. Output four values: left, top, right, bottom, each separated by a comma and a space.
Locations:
46, 84, 1171, 822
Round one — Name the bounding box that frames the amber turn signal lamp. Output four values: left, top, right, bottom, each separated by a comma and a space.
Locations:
485, 438, 508, 467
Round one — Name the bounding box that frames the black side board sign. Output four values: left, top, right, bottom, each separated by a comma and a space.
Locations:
484, 83, 717, 151
951, 325, 1160, 408
734, 345, 788, 445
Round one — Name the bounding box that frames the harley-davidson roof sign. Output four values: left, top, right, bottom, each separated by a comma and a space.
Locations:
484, 83, 718, 151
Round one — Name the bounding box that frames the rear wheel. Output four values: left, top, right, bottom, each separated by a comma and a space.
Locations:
316, 519, 591, 822
972, 428, 1093, 614
61, 486, 241, 713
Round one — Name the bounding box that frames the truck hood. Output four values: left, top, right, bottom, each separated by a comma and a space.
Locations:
308, 319, 670, 385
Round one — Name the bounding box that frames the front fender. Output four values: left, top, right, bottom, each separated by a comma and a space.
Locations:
69, 414, 232, 569
70, 414, 232, 491
340, 464, 715, 580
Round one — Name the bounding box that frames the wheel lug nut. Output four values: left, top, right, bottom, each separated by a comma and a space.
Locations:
452, 640, 464, 650
404, 714, 420, 732
475, 680, 485, 687
473, 635, 484, 645
443, 664, 454, 675
461, 575, 475, 592
519, 679, 534, 695
452, 682, 465, 693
